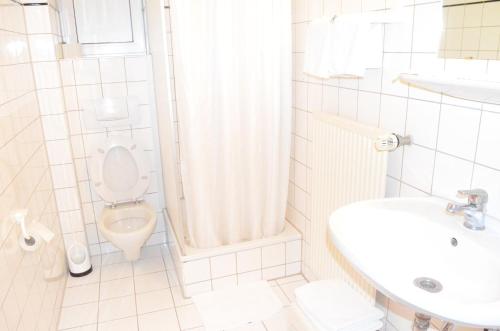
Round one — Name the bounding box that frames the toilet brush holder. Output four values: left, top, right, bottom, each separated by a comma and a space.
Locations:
67, 242, 92, 277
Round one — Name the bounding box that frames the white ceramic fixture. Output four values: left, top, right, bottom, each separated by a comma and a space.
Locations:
398, 73, 500, 105
329, 197, 500, 328
90, 136, 156, 261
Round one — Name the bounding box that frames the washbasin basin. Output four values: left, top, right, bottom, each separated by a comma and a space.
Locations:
328, 197, 500, 328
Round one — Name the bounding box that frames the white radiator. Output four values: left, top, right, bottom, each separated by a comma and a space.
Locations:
310, 112, 388, 301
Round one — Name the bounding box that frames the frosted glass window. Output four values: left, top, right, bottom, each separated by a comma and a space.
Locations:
74, 0, 133, 44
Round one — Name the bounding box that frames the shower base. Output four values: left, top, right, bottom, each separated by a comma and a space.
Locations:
164, 210, 302, 297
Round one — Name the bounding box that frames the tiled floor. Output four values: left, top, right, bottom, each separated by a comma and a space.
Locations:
58, 245, 314, 331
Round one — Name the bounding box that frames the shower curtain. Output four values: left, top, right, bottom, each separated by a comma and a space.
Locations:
170, 0, 292, 248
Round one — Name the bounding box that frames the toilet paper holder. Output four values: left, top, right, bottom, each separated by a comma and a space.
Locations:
11, 209, 55, 251
11, 209, 36, 248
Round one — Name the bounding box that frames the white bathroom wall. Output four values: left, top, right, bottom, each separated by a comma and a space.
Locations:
0, 1, 67, 330
21, 1, 169, 257
290, 0, 496, 330
24, 2, 90, 256
58, 55, 167, 256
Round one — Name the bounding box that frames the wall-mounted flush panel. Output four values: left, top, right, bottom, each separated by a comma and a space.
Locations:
83, 96, 142, 129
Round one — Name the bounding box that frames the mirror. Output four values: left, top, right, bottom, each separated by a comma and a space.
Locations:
440, 0, 500, 60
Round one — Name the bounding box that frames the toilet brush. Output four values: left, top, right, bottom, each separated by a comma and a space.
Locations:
66, 234, 92, 277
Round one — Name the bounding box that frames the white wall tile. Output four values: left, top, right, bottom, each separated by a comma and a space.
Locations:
99, 57, 126, 83
60, 59, 75, 86
357, 91, 380, 126
33, 61, 61, 88
380, 95, 407, 134
125, 56, 149, 82
262, 265, 286, 280
476, 111, 500, 169
401, 145, 435, 192
262, 243, 286, 268
74, 59, 101, 85
24, 5, 51, 34
46, 140, 73, 164
338, 88, 358, 120
237, 248, 261, 273
432, 152, 473, 200
472, 165, 500, 219
183, 259, 211, 284
286, 240, 302, 263
406, 99, 440, 148
210, 253, 236, 278
437, 105, 480, 160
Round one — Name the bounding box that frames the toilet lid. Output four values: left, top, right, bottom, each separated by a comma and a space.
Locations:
91, 136, 150, 204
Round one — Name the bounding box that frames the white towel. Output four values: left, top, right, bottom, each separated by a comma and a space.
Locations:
295, 280, 385, 331
192, 281, 282, 331
303, 14, 383, 79
298, 300, 384, 331
303, 17, 335, 79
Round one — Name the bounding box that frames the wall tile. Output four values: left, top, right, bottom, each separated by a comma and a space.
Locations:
432, 152, 473, 200
210, 253, 236, 278
437, 105, 480, 160
476, 111, 500, 169
401, 145, 435, 192
99, 57, 126, 83
73, 59, 101, 85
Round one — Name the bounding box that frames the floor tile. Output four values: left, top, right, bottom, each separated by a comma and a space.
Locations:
136, 289, 174, 315
263, 306, 312, 331
61, 324, 98, 331
98, 295, 136, 322
141, 245, 163, 258
278, 280, 307, 303
276, 275, 305, 286
167, 269, 179, 287
133, 257, 165, 276
98, 316, 138, 331
59, 245, 314, 331
227, 322, 267, 330
100, 277, 135, 300
100, 252, 128, 266
58, 303, 99, 330
163, 251, 175, 271
138, 309, 179, 331
63, 283, 99, 307
66, 268, 101, 288
101, 262, 133, 281
134, 271, 169, 293
176, 304, 203, 330
171, 286, 192, 307
272, 286, 291, 306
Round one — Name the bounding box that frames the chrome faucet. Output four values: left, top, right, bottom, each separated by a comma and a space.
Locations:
446, 189, 488, 230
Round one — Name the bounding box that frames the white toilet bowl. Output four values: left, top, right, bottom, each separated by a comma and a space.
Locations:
98, 202, 157, 261
90, 136, 157, 261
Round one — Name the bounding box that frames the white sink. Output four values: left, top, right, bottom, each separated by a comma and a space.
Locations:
329, 197, 500, 328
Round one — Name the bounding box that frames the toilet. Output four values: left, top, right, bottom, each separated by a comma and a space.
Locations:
90, 136, 157, 261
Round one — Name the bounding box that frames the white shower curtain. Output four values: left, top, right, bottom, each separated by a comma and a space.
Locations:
170, 0, 292, 248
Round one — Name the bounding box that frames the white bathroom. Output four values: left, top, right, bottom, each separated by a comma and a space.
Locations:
1, 0, 500, 330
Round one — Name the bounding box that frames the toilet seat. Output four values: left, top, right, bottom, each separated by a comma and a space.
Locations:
91, 136, 150, 204
90, 136, 156, 261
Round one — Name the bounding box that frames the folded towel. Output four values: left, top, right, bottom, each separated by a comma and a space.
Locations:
303, 14, 383, 79
303, 17, 335, 79
295, 280, 385, 331
298, 300, 384, 331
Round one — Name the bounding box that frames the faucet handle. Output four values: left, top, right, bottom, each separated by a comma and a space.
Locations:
457, 189, 488, 206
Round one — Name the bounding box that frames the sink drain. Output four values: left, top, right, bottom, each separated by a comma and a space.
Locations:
413, 277, 443, 293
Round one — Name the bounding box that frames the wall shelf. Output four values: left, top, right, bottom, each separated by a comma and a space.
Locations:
398, 73, 500, 105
